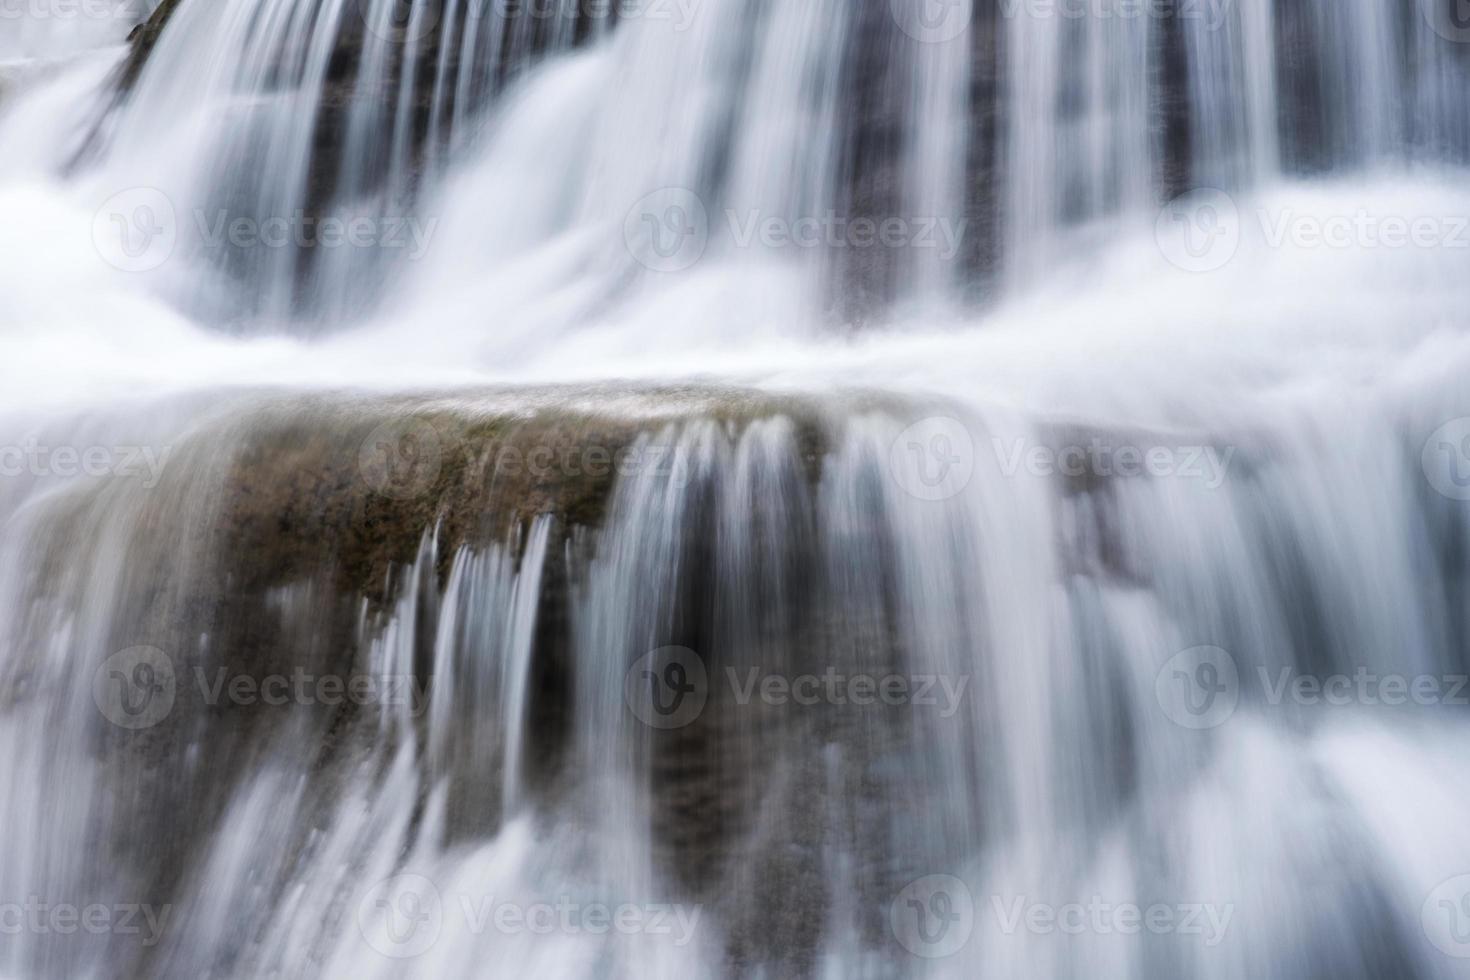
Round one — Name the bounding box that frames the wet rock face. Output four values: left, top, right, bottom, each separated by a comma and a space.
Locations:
212, 400, 632, 601
6, 385, 970, 976
5, 386, 839, 962
7, 385, 1307, 976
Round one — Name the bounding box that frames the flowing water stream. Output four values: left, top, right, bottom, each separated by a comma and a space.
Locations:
2, 1, 1470, 977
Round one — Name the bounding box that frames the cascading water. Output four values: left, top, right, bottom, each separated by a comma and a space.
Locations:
2, 1, 1470, 978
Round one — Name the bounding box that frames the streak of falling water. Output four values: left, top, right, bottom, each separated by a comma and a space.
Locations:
5, 391, 1470, 977
1003, 5, 1152, 287
12, 0, 1462, 330
1302, 0, 1401, 167
3, 0, 1470, 977
1185, 0, 1279, 187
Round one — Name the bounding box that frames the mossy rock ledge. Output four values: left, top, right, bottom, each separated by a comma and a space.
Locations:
144, 385, 836, 607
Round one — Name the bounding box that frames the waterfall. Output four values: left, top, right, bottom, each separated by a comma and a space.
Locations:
34, 0, 1465, 330
2, 1, 1470, 978
3, 384, 1470, 977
